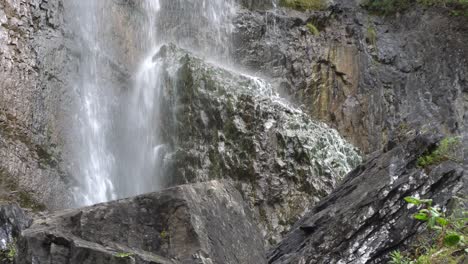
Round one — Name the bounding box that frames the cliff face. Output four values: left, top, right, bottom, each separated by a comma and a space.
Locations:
0, 0, 466, 263
0, 0, 73, 209
234, 0, 468, 154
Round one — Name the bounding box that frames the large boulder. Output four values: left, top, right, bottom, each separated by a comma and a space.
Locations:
268, 134, 465, 263
17, 181, 266, 264
153, 44, 361, 244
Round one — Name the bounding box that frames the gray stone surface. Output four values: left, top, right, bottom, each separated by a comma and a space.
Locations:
0, 0, 73, 209
268, 134, 466, 263
154, 44, 361, 244
17, 180, 266, 264
233, 1, 468, 154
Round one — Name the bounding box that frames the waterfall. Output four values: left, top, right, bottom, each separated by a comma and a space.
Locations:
67, 0, 360, 208
68, 0, 238, 206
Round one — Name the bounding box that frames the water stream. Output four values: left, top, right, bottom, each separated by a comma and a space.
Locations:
68, 0, 359, 207
69, 0, 238, 206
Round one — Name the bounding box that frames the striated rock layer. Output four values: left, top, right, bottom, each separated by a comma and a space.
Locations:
268, 134, 465, 263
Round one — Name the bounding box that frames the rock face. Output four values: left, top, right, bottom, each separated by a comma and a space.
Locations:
233, 0, 468, 154
17, 180, 266, 264
0, 0, 74, 209
154, 44, 361, 244
268, 134, 465, 263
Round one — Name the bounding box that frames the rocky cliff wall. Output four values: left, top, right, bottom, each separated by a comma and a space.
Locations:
233, 0, 468, 154
0, 0, 74, 209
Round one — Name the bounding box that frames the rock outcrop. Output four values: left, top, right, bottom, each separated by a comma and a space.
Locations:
17, 180, 266, 264
154, 44, 361, 244
268, 134, 465, 263
233, 0, 468, 154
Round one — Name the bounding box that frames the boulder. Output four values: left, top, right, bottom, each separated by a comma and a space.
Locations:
268, 134, 465, 263
17, 181, 266, 264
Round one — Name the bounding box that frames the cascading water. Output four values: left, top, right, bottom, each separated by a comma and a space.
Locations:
68, 0, 360, 208
69, 0, 239, 206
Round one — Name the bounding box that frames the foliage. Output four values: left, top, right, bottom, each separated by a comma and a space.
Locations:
366, 26, 377, 46
362, 0, 468, 16
417, 137, 461, 168
306, 23, 320, 35
115, 252, 134, 258
279, 0, 326, 11
389, 197, 467, 264
160, 230, 168, 239
0, 241, 17, 263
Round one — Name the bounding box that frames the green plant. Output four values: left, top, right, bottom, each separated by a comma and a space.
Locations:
366, 26, 377, 46
389, 196, 467, 263
306, 23, 320, 35
389, 251, 412, 264
279, 0, 326, 11
160, 230, 168, 240
115, 252, 133, 258
0, 241, 17, 263
417, 137, 461, 168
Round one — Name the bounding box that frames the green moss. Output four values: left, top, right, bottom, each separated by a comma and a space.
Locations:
366, 26, 377, 46
417, 137, 461, 168
306, 23, 320, 35
115, 252, 133, 258
279, 0, 326, 11
160, 230, 168, 240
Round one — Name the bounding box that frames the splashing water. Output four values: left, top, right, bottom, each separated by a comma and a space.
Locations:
68, 0, 239, 206
68, 0, 360, 207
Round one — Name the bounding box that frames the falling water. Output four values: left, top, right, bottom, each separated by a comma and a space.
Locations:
68, 0, 360, 207
69, 0, 238, 206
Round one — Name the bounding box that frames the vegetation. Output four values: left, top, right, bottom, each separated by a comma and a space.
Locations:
279, 0, 326, 11
389, 197, 467, 264
417, 137, 461, 168
362, 0, 468, 16
366, 26, 378, 46
115, 252, 134, 258
160, 230, 168, 240
306, 23, 320, 35
0, 241, 17, 263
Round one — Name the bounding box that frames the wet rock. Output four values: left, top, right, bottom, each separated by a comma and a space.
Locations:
154, 44, 361, 244
0, 203, 31, 263
268, 134, 465, 263
17, 180, 266, 264
234, 1, 468, 154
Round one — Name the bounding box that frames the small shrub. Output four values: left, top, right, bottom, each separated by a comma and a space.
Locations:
279, 0, 326, 11
390, 196, 467, 263
417, 137, 461, 168
389, 251, 412, 264
306, 23, 320, 35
